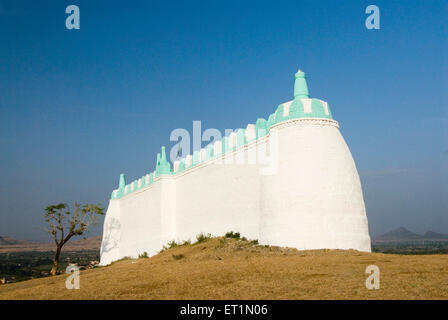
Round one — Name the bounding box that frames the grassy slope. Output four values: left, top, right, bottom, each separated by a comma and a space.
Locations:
1, 237, 447, 300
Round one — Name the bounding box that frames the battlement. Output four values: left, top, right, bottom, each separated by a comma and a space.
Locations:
111, 69, 335, 200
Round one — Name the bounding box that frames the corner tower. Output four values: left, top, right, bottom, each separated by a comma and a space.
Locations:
259, 68, 371, 252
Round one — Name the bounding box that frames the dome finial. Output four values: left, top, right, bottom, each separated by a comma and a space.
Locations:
294, 68, 309, 99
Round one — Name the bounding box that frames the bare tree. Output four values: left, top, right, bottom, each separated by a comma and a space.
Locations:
44, 203, 104, 276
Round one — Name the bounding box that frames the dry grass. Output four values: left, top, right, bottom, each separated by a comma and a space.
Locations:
1, 237, 447, 300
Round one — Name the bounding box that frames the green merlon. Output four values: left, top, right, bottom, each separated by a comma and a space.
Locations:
193, 150, 200, 165
289, 99, 301, 117
237, 129, 246, 147
255, 118, 268, 138
222, 136, 229, 154
138, 178, 143, 189
267, 113, 276, 128
179, 159, 186, 171
275, 104, 286, 122
206, 144, 214, 160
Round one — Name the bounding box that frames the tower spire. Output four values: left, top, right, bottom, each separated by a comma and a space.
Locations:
155, 146, 171, 176
294, 69, 309, 99
119, 173, 126, 189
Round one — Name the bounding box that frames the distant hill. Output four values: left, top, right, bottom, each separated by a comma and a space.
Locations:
423, 231, 448, 240
0, 236, 31, 246
374, 227, 448, 243
0, 235, 101, 253
374, 227, 423, 241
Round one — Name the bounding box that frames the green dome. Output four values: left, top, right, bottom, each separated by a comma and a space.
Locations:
267, 98, 333, 127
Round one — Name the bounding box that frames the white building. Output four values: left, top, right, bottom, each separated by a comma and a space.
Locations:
99, 69, 371, 265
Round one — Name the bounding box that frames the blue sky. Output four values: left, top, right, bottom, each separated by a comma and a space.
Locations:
0, 0, 447, 241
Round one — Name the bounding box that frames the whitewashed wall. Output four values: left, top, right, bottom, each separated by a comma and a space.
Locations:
260, 119, 371, 251
100, 119, 371, 265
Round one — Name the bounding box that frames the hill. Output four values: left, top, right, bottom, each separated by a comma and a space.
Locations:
0, 236, 447, 299
423, 231, 448, 240
0, 236, 101, 253
0, 236, 31, 246
373, 227, 448, 243
374, 227, 423, 242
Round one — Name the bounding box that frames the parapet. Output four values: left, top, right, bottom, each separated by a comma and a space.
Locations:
110, 68, 336, 200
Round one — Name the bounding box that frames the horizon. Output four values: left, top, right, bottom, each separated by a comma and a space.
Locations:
0, 0, 447, 242
2, 226, 448, 244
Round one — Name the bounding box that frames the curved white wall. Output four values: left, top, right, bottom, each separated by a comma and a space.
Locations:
100, 118, 371, 265
259, 119, 371, 251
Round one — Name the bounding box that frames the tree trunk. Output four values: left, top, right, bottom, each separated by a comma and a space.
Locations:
51, 245, 62, 276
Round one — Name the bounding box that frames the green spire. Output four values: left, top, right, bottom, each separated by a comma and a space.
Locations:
111, 173, 126, 198
119, 173, 126, 189
155, 146, 171, 176
294, 69, 309, 99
